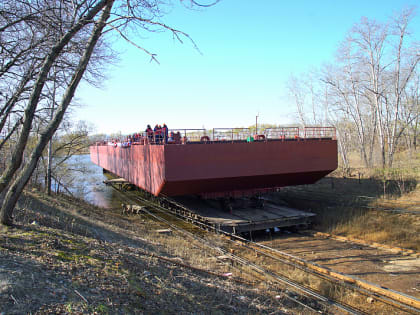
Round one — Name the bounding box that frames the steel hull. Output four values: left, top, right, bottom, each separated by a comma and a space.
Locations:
90, 139, 338, 196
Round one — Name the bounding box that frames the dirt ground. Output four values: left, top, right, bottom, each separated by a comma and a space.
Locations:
0, 190, 308, 315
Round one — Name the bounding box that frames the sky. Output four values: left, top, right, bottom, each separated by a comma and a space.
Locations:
74, 0, 420, 135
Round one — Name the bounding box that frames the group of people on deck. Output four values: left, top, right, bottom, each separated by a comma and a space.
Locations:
106, 123, 175, 147
145, 124, 169, 144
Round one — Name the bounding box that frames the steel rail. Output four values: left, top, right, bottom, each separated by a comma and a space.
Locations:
112, 189, 332, 313
242, 239, 420, 314
111, 186, 368, 315
154, 196, 419, 314
129, 187, 420, 314
306, 231, 420, 258
112, 187, 330, 314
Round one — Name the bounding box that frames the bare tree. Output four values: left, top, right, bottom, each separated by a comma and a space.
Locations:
348, 16, 389, 167
36, 120, 92, 195
346, 9, 420, 167
0, 0, 109, 198
0, 0, 216, 226
386, 8, 420, 166
313, 8, 419, 169
409, 74, 420, 150
287, 74, 317, 127
322, 61, 374, 167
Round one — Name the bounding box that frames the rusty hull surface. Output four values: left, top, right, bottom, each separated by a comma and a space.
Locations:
90, 139, 338, 196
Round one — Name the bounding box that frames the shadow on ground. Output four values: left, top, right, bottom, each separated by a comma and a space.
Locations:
0, 191, 287, 314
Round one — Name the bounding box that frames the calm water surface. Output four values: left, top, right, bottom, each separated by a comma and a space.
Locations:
65, 154, 119, 208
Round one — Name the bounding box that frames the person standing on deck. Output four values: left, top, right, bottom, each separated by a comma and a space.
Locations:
146, 125, 153, 143
154, 124, 161, 144
162, 123, 168, 144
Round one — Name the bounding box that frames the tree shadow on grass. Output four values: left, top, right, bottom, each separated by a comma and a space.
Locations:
14, 191, 159, 251
269, 176, 418, 237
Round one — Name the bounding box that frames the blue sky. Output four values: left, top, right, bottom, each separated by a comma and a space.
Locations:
74, 0, 420, 135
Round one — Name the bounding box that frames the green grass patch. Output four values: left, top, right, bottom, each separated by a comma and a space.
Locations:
93, 303, 109, 315
127, 275, 146, 297
56, 250, 100, 265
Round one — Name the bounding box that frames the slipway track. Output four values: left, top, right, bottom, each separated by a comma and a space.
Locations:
108, 184, 420, 314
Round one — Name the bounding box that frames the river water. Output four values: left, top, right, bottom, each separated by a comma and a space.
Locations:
63, 154, 118, 208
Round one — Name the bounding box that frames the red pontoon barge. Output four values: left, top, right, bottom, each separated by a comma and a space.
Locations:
90, 126, 337, 197
90, 126, 337, 233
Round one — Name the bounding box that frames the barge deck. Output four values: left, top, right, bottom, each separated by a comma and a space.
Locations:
173, 195, 315, 233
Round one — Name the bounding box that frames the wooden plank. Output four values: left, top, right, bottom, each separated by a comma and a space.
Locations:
103, 178, 128, 184
231, 208, 282, 221
265, 203, 315, 217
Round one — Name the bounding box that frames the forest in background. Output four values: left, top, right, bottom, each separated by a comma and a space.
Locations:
287, 7, 419, 172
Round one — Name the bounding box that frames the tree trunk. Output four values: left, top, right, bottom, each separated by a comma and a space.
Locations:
0, 0, 108, 195
47, 69, 57, 196
337, 129, 350, 170
0, 118, 22, 151
0, 1, 113, 226
47, 139, 52, 195
0, 71, 31, 135
414, 113, 418, 150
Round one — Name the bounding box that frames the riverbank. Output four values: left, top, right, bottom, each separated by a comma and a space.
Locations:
0, 190, 294, 314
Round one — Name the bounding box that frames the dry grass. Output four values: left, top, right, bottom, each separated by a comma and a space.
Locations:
3, 190, 299, 314
330, 150, 420, 250
331, 211, 420, 250
275, 148, 420, 251
303, 201, 420, 251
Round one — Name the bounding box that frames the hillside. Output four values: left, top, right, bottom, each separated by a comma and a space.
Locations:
0, 190, 299, 314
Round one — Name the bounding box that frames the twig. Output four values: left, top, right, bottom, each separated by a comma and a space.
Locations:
74, 289, 88, 304
191, 0, 221, 7
214, 304, 236, 311
10, 294, 18, 304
